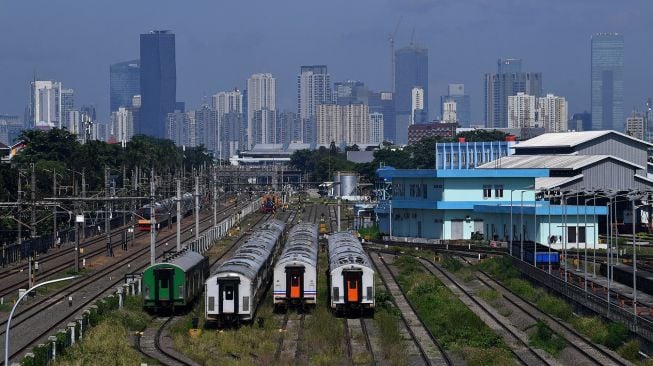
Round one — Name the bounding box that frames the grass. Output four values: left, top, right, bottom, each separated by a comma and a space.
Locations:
528, 320, 566, 356
478, 256, 640, 357
373, 308, 407, 366
393, 255, 512, 363
52, 295, 152, 365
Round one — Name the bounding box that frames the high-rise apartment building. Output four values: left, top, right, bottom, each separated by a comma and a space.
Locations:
626, 111, 645, 140
395, 44, 429, 120
440, 84, 471, 126
29, 80, 62, 129
212, 90, 242, 117
110, 107, 134, 146
166, 110, 190, 147
110, 60, 140, 113
212, 90, 242, 158
194, 105, 218, 153
61, 89, 75, 130
442, 101, 457, 124
591, 33, 624, 131
316, 104, 341, 145
537, 94, 568, 132
369, 91, 395, 143
140, 30, 176, 138
246, 73, 275, 149
484, 58, 542, 128
411, 87, 425, 125
369, 112, 384, 144
252, 109, 277, 145
277, 111, 296, 145
316, 104, 370, 145
221, 112, 244, 159
298, 66, 331, 143
334, 80, 367, 105
508, 92, 536, 128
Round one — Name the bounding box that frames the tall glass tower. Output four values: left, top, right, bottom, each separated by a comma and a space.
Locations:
110, 60, 140, 113
591, 33, 624, 131
395, 44, 429, 119
140, 30, 176, 138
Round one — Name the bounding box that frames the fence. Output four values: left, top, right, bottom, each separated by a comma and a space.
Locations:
512, 257, 653, 342
1, 214, 129, 267
185, 200, 258, 254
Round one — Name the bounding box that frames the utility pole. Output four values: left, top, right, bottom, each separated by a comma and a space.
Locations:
213, 166, 217, 227
337, 198, 341, 232
81, 168, 86, 240
30, 163, 36, 238
74, 204, 80, 273
195, 175, 200, 242
52, 169, 57, 248
176, 178, 181, 251
17, 174, 22, 249
105, 167, 112, 256
150, 169, 156, 266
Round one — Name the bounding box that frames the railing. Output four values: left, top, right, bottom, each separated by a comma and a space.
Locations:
512, 257, 653, 342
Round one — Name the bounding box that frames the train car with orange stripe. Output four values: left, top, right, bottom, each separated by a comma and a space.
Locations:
272, 223, 318, 311
327, 232, 375, 316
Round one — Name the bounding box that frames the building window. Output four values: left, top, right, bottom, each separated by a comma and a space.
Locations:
483, 185, 492, 199
494, 185, 504, 198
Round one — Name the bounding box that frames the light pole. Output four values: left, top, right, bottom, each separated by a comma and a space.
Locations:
520, 190, 525, 261
510, 190, 515, 255
5, 276, 79, 365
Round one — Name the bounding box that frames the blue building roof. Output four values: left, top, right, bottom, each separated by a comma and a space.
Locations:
379, 168, 549, 179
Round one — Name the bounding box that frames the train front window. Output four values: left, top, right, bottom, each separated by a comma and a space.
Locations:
349, 280, 357, 289
225, 286, 234, 300
291, 275, 299, 286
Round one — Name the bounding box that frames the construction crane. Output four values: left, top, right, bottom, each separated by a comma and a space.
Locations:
388, 17, 402, 93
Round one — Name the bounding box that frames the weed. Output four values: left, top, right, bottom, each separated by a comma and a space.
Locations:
528, 320, 566, 356
478, 289, 500, 302
617, 340, 640, 362
463, 346, 514, 366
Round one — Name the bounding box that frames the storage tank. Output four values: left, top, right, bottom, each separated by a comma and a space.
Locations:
338, 172, 359, 198
333, 172, 341, 197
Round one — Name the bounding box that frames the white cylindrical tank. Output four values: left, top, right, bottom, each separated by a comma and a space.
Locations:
339, 172, 358, 197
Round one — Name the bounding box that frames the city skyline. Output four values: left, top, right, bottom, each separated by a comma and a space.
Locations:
2, 1, 653, 126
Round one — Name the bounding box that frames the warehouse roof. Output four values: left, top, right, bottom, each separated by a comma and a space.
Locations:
535, 175, 584, 190
515, 130, 653, 149
478, 154, 644, 170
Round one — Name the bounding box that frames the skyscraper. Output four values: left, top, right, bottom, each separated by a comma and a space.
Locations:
61, 88, 75, 130
246, 73, 275, 149
411, 87, 426, 125
440, 84, 471, 127
484, 59, 542, 128
369, 112, 384, 144
212, 90, 243, 158
625, 111, 644, 140
110, 60, 140, 113
508, 92, 536, 128
369, 91, 395, 143
537, 94, 568, 132
298, 66, 331, 143
110, 107, 134, 146
29, 80, 62, 129
140, 30, 176, 138
395, 44, 429, 121
591, 33, 624, 131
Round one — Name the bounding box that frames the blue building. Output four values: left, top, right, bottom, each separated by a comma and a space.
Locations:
109, 60, 140, 113
375, 168, 606, 249
140, 30, 176, 138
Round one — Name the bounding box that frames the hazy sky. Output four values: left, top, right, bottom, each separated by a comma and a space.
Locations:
2, 0, 653, 123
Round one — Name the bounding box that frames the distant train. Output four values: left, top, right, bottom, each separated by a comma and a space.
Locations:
327, 232, 375, 316
205, 219, 286, 327
137, 193, 194, 232
142, 250, 209, 313
273, 223, 319, 310
260, 193, 281, 213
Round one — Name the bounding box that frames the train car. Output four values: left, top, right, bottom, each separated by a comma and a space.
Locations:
511, 242, 560, 268
327, 232, 375, 316
260, 193, 281, 213
273, 223, 319, 310
599, 263, 653, 296
205, 219, 286, 327
142, 250, 209, 312
137, 193, 193, 232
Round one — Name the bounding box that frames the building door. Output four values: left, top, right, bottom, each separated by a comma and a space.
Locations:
451, 220, 464, 239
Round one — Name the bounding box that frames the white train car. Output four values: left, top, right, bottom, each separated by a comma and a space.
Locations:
327, 232, 375, 316
272, 223, 319, 310
205, 219, 286, 326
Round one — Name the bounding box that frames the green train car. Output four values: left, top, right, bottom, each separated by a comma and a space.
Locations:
142, 250, 209, 312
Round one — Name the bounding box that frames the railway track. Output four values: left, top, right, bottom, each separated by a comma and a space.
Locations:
452, 256, 631, 366
416, 257, 556, 366
368, 252, 452, 366
137, 316, 196, 366
2, 201, 248, 364
344, 317, 376, 366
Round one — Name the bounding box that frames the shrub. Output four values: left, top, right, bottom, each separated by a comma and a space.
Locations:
617, 340, 640, 361
536, 294, 572, 322
604, 322, 629, 349
529, 321, 566, 356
